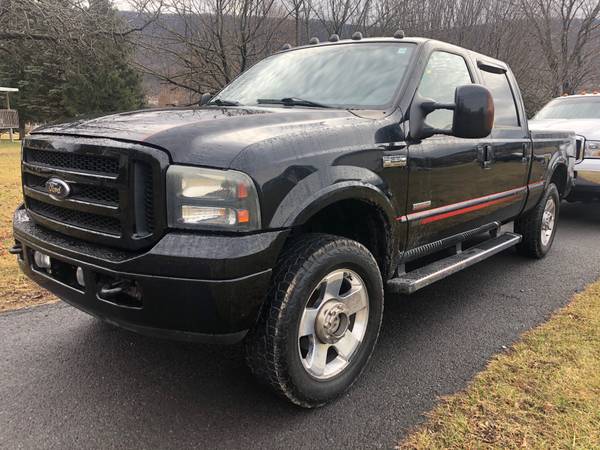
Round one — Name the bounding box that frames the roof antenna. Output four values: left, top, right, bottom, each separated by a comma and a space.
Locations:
394, 29, 405, 39
329, 34, 340, 42
351, 31, 363, 40
309, 37, 319, 45
281, 43, 292, 50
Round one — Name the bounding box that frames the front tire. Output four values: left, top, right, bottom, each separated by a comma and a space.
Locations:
515, 183, 560, 258
245, 233, 384, 408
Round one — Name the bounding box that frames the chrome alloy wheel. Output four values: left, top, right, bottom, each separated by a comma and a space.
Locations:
541, 197, 556, 247
297, 269, 369, 380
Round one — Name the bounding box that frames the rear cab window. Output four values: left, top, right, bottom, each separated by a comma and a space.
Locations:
479, 66, 521, 128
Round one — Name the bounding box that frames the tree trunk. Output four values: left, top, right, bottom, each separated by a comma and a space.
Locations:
19, 119, 26, 141
295, 10, 300, 45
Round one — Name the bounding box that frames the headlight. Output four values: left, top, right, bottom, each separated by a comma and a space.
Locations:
586, 141, 600, 158
166, 166, 261, 231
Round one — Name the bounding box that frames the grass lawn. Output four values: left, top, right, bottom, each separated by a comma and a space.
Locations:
0, 140, 55, 311
399, 281, 600, 449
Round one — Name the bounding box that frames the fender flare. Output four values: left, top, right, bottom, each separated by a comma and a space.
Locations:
267, 164, 399, 229
282, 181, 398, 228
546, 153, 570, 196
271, 180, 401, 280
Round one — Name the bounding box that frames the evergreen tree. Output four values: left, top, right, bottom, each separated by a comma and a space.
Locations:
62, 0, 145, 116
0, 0, 146, 137
62, 59, 146, 117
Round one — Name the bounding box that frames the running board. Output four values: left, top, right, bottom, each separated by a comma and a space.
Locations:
387, 232, 522, 295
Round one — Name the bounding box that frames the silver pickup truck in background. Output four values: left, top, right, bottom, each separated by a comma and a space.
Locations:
530, 93, 600, 202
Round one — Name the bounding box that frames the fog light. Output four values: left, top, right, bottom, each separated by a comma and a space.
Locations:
33, 251, 51, 269
76, 267, 85, 287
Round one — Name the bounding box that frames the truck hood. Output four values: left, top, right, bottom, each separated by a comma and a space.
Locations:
32, 106, 363, 168
529, 119, 600, 141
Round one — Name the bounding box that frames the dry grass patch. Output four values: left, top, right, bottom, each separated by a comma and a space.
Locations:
399, 281, 600, 449
0, 132, 22, 140
0, 140, 55, 311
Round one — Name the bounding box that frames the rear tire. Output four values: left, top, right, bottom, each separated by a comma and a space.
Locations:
515, 183, 560, 258
245, 233, 384, 408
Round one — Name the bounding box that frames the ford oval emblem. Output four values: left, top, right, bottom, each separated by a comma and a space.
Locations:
45, 178, 71, 201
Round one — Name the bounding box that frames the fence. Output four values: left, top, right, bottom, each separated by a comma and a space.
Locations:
0, 109, 19, 128
0, 109, 19, 141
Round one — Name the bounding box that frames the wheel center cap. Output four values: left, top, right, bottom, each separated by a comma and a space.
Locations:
315, 301, 349, 344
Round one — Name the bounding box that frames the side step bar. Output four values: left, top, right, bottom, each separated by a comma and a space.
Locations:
387, 232, 522, 295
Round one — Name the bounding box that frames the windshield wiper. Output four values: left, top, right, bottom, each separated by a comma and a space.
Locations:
257, 97, 332, 108
208, 98, 241, 107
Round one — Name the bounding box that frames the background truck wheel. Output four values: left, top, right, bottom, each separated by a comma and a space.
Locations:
245, 233, 384, 408
515, 183, 560, 259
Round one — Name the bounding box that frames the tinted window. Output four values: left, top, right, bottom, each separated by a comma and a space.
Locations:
213, 43, 415, 108
481, 70, 520, 127
534, 97, 600, 119
417, 51, 472, 129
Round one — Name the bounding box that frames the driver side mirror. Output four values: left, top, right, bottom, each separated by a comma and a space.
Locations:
409, 84, 494, 140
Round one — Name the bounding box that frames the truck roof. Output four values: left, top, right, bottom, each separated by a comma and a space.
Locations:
278, 36, 509, 72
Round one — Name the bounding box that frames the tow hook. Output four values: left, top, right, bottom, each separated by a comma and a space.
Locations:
98, 280, 130, 300
97, 279, 143, 308
8, 243, 23, 256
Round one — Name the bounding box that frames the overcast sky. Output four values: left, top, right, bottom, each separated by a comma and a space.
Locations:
114, 0, 134, 11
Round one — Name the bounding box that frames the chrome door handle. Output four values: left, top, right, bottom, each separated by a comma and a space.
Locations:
478, 144, 493, 169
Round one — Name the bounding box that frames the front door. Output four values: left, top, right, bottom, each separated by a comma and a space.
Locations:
405, 50, 489, 249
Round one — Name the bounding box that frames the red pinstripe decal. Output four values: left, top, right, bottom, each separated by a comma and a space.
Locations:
419, 194, 520, 224
395, 181, 543, 224
528, 180, 545, 189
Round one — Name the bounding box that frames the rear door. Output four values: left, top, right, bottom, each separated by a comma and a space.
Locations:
473, 60, 531, 223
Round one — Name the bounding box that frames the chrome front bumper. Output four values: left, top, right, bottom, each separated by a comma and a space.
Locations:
571, 159, 600, 200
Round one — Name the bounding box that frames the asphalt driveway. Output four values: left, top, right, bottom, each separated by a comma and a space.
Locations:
1, 202, 599, 449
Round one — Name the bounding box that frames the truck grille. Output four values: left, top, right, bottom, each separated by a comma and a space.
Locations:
26, 147, 120, 174
21, 136, 168, 250
25, 173, 120, 205
27, 198, 122, 235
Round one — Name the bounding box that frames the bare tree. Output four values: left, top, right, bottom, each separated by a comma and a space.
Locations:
311, 0, 371, 36
281, 0, 311, 44
520, 0, 600, 95
7, 0, 591, 113
129, 0, 593, 111
0, 0, 159, 55
130, 0, 289, 96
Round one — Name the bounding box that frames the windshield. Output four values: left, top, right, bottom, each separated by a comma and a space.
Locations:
534, 97, 600, 120
212, 43, 415, 109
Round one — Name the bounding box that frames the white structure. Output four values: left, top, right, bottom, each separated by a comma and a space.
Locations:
0, 87, 19, 142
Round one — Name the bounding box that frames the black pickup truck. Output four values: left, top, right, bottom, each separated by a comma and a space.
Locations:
12, 35, 575, 407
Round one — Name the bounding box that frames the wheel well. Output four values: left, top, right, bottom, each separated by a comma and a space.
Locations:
294, 199, 392, 279
550, 164, 568, 198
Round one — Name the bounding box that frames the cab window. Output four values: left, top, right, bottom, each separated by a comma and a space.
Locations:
417, 51, 472, 129
480, 70, 520, 127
